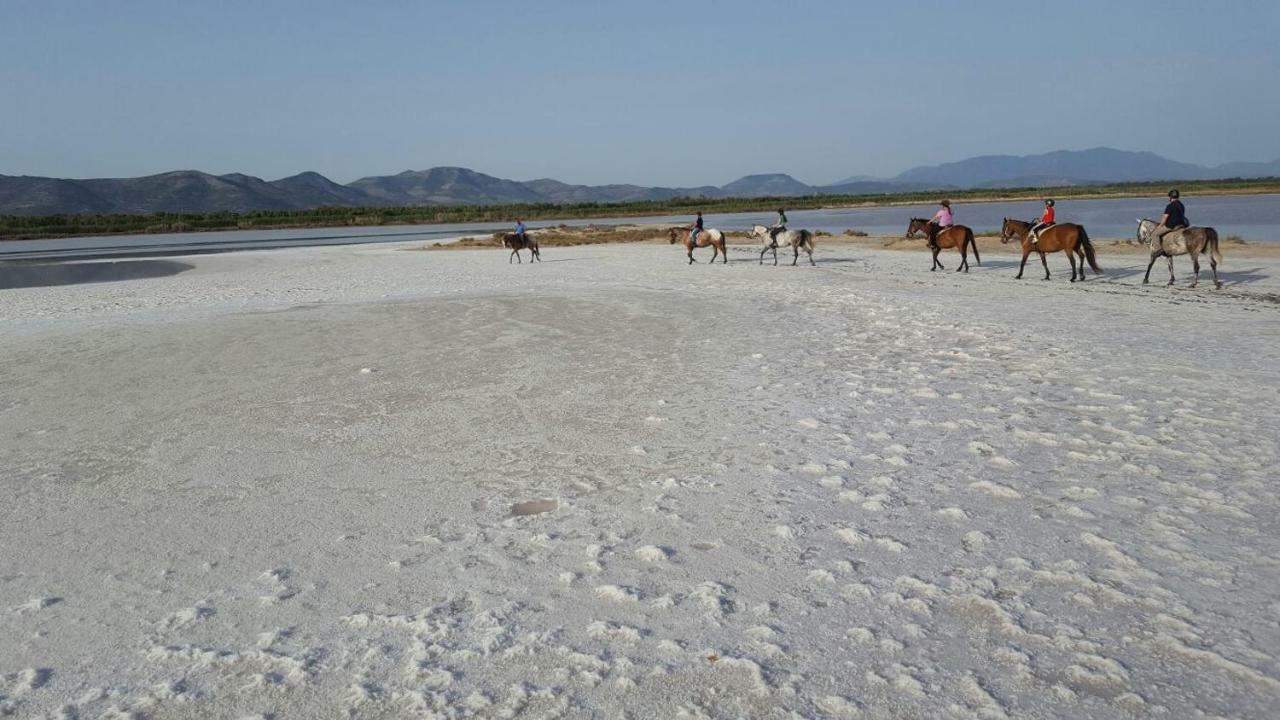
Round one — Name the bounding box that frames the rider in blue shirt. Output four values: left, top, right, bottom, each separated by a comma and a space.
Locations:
690, 211, 704, 244
514, 219, 527, 244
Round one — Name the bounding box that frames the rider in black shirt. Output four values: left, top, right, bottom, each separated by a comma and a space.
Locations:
1154, 189, 1189, 243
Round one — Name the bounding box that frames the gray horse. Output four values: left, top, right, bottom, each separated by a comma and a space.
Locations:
749, 225, 816, 266
1136, 219, 1222, 288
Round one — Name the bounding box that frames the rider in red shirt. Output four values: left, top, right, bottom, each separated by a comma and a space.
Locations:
1031, 199, 1055, 244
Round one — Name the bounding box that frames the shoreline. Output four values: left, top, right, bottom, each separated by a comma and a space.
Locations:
5, 181, 1279, 242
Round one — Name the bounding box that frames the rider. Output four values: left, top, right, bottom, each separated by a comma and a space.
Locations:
690, 211, 704, 244
1152, 189, 1189, 242
926, 200, 952, 250
769, 207, 788, 242
514, 218, 527, 245
1030, 199, 1055, 244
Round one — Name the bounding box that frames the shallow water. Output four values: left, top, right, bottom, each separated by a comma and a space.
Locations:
2, 193, 1277, 260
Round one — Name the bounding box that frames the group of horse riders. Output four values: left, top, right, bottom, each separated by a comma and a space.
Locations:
508, 188, 1213, 282
922, 189, 1190, 250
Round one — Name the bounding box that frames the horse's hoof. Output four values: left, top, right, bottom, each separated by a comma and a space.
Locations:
1215, 282, 1223, 289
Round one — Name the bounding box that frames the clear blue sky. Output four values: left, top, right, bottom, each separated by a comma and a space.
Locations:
3, 0, 1278, 185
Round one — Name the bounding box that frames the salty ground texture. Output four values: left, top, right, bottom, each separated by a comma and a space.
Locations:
2, 242, 1280, 719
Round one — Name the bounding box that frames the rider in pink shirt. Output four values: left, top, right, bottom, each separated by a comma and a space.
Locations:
927, 200, 953, 249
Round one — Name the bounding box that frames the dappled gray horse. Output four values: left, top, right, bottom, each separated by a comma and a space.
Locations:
749, 225, 815, 266
1136, 219, 1221, 288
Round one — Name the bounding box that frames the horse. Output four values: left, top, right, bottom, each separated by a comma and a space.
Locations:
501, 232, 541, 264
668, 226, 728, 264
1135, 220, 1222, 288
748, 225, 815, 266
1000, 218, 1101, 282
905, 218, 981, 272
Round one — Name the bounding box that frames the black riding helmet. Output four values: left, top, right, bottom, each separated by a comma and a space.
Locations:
1045, 199, 1055, 207
1168, 189, 1180, 199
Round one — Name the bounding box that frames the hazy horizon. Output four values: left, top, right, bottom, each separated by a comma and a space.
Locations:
3, 0, 1278, 186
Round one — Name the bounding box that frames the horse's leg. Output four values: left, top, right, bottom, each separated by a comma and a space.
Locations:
509, 248, 517, 264
722, 241, 728, 264
1143, 251, 1159, 284
1016, 247, 1030, 279
1067, 246, 1078, 282
791, 243, 799, 266
1039, 251, 1050, 280
709, 243, 719, 264
1189, 251, 1200, 288
1166, 255, 1176, 286
1075, 245, 1087, 279
808, 242, 815, 266
759, 245, 767, 265
773, 245, 779, 266
957, 243, 968, 273
932, 246, 944, 271
688, 245, 696, 264
1210, 249, 1221, 288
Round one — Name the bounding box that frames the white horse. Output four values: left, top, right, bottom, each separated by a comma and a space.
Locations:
749, 225, 815, 266
1135, 219, 1222, 288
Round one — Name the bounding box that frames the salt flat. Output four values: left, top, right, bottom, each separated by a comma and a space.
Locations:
2, 242, 1279, 719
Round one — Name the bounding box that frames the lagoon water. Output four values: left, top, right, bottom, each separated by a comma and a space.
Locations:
3, 193, 1278, 260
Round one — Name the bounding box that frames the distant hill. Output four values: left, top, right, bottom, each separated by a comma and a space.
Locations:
3, 147, 1278, 216
890, 147, 1280, 187
719, 173, 814, 197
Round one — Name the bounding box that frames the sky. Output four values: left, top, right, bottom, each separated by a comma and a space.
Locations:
2, 0, 1278, 186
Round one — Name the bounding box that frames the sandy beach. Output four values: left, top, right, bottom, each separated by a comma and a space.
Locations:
3, 240, 1279, 718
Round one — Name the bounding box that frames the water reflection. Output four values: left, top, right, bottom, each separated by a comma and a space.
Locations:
0, 259, 193, 290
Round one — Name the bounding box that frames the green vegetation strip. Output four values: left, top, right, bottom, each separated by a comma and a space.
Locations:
3, 177, 1277, 241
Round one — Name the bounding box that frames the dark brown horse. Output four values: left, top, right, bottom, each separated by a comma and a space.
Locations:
905, 218, 981, 272
668, 226, 728, 264
1136, 219, 1222, 288
501, 233, 541, 264
1000, 218, 1101, 282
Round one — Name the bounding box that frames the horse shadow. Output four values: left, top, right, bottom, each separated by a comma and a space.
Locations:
1215, 266, 1270, 286
0, 259, 194, 290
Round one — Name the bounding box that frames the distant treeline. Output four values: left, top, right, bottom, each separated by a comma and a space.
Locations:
3, 177, 1278, 241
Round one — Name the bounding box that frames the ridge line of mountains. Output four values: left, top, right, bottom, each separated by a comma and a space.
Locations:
2, 147, 1278, 217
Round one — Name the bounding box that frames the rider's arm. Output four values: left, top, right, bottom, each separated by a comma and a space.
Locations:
1158, 213, 1170, 226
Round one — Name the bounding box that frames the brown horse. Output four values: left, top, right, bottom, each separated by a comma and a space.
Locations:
1000, 218, 1101, 282
905, 218, 981, 272
669, 227, 728, 264
501, 233, 541, 264
1136, 219, 1222, 288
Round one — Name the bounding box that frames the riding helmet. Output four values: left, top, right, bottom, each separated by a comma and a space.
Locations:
1045, 199, 1055, 206
1168, 189, 1180, 199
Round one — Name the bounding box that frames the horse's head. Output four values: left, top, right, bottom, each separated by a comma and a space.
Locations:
999, 217, 1021, 244
748, 225, 768, 239
1135, 218, 1155, 244
906, 218, 928, 238
668, 227, 682, 244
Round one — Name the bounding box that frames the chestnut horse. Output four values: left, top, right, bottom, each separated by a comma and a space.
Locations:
668, 227, 728, 264
905, 218, 981, 272
1136, 219, 1222, 288
1000, 218, 1101, 282
501, 233, 541, 264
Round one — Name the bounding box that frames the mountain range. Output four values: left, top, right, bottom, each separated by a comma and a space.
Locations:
2, 147, 1278, 216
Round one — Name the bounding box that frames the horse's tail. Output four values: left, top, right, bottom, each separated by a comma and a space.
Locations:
1080, 227, 1102, 272
1206, 227, 1223, 266
967, 226, 980, 265
804, 229, 815, 249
